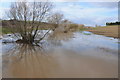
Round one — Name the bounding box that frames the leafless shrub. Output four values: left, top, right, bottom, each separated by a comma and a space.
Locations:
7, 1, 53, 44
47, 12, 64, 31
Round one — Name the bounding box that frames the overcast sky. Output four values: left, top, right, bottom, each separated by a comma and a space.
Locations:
0, 1, 118, 26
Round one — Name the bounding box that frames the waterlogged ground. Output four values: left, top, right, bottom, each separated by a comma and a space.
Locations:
1, 31, 118, 78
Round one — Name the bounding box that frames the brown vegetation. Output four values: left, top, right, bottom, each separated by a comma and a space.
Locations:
87, 25, 119, 38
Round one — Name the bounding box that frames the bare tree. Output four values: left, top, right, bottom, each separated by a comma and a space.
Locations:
7, 1, 53, 44
48, 13, 73, 33
47, 13, 64, 31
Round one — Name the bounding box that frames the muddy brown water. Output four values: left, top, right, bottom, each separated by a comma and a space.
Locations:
2, 31, 118, 78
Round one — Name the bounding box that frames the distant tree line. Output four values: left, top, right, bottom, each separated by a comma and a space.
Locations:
106, 21, 120, 25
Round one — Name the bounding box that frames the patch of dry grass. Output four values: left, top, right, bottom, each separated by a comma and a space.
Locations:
87, 25, 119, 38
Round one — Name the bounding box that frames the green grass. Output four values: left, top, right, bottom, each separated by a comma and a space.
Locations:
79, 28, 87, 31
1, 27, 49, 34
2, 27, 11, 34
83, 33, 91, 35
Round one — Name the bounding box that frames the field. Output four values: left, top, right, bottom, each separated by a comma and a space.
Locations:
2, 25, 119, 39
86, 25, 119, 38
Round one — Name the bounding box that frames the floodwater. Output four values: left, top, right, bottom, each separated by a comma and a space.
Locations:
1, 31, 118, 78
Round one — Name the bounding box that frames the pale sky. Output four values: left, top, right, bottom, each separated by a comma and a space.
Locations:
0, 1, 118, 26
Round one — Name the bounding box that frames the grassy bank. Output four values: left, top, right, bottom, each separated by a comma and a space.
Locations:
86, 25, 119, 38
2, 24, 119, 39
1, 27, 11, 34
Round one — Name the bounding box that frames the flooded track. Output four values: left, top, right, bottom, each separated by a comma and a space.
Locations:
2, 31, 118, 78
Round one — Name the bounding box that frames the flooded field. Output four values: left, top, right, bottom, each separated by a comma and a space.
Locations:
1, 31, 118, 78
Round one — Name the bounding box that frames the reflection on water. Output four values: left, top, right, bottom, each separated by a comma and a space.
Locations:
2, 31, 118, 78
2, 44, 61, 78
48, 31, 73, 46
